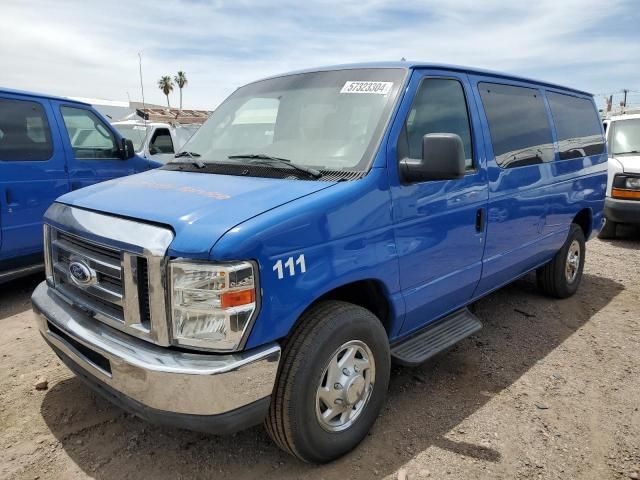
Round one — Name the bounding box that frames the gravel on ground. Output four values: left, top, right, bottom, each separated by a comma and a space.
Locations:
1, 228, 638, 480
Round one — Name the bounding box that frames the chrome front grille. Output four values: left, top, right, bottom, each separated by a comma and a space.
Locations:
51, 230, 125, 322
44, 203, 174, 346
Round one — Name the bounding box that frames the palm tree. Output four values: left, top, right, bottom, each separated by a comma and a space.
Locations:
157, 75, 174, 108
174, 71, 188, 111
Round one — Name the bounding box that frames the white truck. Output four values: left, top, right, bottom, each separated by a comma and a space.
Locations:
600, 113, 640, 238
112, 120, 199, 164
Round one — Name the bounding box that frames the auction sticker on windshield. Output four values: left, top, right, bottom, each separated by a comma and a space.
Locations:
340, 81, 393, 95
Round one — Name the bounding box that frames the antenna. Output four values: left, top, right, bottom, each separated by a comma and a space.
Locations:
138, 52, 150, 162
138, 52, 147, 126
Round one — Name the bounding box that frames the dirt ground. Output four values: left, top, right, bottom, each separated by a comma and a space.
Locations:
1, 229, 638, 480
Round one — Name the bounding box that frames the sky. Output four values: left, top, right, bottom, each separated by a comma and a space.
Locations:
1, 0, 639, 111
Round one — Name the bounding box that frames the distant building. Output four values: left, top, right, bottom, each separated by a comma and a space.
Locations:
135, 106, 211, 125
67, 98, 210, 125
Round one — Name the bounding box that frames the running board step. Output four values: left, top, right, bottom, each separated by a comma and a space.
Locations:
391, 308, 482, 366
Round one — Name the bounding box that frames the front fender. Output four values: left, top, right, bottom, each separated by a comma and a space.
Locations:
210, 168, 404, 348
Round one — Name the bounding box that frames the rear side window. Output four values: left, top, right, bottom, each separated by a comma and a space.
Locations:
400, 78, 473, 170
547, 92, 605, 159
0, 98, 53, 161
479, 83, 554, 168
60, 106, 119, 160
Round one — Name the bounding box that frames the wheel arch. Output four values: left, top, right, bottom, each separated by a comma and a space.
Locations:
572, 208, 592, 239
287, 279, 395, 341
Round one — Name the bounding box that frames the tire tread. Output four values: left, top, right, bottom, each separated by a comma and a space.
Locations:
265, 301, 366, 461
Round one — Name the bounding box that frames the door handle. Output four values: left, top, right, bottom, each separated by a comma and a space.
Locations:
475, 208, 485, 232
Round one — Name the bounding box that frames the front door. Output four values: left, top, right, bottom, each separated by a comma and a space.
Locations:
388, 70, 489, 335
0, 94, 69, 264
52, 102, 141, 191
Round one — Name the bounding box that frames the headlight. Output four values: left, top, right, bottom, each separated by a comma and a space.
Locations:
169, 260, 257, 351
612, 175, 640, 200
625, 177, 640, 190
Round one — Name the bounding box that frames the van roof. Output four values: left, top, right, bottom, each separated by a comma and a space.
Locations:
0, 87, 91, 106
257, 61, 593, 97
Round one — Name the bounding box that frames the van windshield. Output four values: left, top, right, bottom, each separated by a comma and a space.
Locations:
113, 124, 148, 151
612, 118, 640, 155
174, 68, 406, 172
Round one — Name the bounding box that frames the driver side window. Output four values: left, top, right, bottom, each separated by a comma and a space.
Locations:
399, 78, 474, 170
60, 106, 119, 160
149, 128, 174, 155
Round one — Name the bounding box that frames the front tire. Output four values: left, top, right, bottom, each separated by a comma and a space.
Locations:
598, 218, 617, 239
536, 223, 585, 298
265, 301, 390, 463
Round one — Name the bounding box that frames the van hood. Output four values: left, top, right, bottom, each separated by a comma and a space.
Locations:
57, 169, 337, 258
615, 154, 640, 173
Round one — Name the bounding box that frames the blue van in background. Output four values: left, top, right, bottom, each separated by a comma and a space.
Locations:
32, 63, 607, 463
0, 88, 160, 283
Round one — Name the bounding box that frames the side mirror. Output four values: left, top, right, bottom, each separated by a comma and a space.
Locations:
120, 138, 135, 159
400, 133, 466, 183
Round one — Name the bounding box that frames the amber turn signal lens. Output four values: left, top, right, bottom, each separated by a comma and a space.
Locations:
612, 188, 640, 200
220, 289, 256, 308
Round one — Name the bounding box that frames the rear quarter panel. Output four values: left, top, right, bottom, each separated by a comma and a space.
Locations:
541, 88, 607, 240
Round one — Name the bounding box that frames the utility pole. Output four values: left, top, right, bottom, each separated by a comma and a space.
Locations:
623, 89, 628, 107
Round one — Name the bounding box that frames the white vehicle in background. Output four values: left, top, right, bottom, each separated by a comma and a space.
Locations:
111, 120, 200, 164
600, 113, 640, 238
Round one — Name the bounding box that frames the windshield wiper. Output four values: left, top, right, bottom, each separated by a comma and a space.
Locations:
614, 150, 640, 155
228, 153, 322, 179
174, 151, 205, 168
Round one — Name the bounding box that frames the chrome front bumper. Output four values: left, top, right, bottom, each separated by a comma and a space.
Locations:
32, 281, 280, 430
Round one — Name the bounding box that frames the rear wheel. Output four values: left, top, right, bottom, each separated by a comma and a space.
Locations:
598, 218, 617, 239
536, 224, 585, 298
265, 301, 390, 463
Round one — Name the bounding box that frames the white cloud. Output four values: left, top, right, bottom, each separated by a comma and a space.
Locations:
0, 0, 637, 109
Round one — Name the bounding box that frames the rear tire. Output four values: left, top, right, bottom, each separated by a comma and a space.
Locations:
598, 218, 617, 239
265, 301, 390, 463
536, 224, 585, 299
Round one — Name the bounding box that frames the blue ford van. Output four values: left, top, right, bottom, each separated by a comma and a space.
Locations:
0, 88, 159, 283
32, 63, 607, 463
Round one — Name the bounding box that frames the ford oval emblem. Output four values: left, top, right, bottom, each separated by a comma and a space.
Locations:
68, 260, 94, 286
